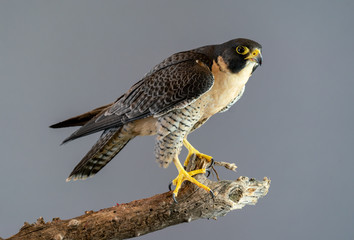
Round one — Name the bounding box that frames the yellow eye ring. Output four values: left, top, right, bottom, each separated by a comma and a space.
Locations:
236, 46, 250, 55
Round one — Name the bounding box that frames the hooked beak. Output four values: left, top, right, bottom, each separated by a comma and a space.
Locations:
245, 49, 262, 65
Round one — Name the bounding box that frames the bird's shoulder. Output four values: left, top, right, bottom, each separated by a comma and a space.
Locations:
144, 50, 213, 78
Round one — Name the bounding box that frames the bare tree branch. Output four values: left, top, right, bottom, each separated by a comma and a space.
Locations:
7, 155, 270, 240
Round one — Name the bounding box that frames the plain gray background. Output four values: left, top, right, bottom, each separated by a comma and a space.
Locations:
1, 0, 353, 239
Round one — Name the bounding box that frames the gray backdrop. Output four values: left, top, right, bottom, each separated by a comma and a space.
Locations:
1, 1, 353, 239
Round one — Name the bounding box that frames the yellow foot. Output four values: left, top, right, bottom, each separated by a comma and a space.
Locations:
183, 138, 213, 167
170, 157, 214, 203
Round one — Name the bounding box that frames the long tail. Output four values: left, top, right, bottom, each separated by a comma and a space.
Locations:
66, 127, 133, 181
50, 103, 113, 128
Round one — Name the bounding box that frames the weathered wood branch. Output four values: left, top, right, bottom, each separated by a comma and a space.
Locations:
7, 155, 270, 240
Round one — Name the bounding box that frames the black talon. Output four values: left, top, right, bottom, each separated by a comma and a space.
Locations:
206, 169, 211, 178
207, 158, 214, 169
168, 182, 173, 191
172, 193, 178, 203
209, 189, 215, 200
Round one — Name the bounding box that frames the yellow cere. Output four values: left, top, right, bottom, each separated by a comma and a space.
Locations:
245, 49, 261, 60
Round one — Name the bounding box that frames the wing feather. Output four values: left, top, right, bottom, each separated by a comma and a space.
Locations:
63, 52, 213, 143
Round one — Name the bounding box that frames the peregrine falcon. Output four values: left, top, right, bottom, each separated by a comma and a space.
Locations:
51, 38, 262, 201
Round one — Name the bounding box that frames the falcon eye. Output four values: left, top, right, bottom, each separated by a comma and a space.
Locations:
236, 46, 249, 55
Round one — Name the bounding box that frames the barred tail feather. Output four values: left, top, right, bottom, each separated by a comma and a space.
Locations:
66, 127, 133, 181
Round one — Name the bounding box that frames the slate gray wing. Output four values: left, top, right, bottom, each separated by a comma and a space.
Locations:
62, 52, 214, 143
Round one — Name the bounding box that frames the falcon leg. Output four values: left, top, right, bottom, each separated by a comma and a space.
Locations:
183, 138, 213, 167
171, 156, 213, 202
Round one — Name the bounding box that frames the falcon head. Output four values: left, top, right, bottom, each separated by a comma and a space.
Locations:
215, 38, 263, 74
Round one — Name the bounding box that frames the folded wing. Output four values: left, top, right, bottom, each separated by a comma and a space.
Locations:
60, 52, 214, 144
